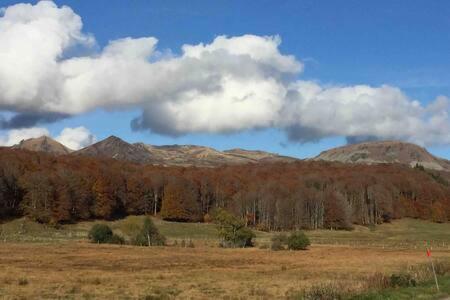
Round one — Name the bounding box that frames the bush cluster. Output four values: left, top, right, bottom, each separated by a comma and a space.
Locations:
88, 217, 165, 246
88, 224, 124, 244
271, 231, 310, 251
287, 231, 311, 250
389, 273, 416, 288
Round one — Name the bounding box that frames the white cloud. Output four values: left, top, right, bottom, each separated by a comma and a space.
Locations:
0, 1, 449, 146
0, 127, 50, 146
0, 126, 96, 150
182, 34, 302, 73
55, 126, 96, 150
280, 83, 450, 145
0, 1, 94, 113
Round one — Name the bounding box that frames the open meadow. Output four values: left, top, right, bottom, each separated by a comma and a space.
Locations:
1, 217, 450, 299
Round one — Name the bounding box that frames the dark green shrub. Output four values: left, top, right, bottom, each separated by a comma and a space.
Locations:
233, 226, 255, 248
287, 231, 310, 250
218, 226, 255, 248
271, 233, 288, 251
88, 223, 124, 244
88, 224, 113, 243
109, 234, 125, 245
389, 273, 416, 287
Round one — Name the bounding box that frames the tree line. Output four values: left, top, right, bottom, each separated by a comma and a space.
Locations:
0, 148, 449, 230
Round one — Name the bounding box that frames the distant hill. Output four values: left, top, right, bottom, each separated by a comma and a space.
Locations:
134, 143, 247, 166
12, 136, 72, 155
314, 141, 450, 171
69, 136, 297, 167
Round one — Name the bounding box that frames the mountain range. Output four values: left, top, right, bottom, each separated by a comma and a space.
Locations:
11, 135, 297, 167
9, 135, 450, 171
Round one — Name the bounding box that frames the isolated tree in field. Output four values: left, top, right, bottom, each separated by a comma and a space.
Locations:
287, 231, 310, 250
133, 217, 166, 246
213, 208, 255, 248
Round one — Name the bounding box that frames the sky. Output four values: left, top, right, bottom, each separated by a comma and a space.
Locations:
0, 0, 450, 159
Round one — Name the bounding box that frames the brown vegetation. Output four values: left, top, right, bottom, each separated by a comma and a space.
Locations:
0, 148, 449, 229
0, 241, 446, 299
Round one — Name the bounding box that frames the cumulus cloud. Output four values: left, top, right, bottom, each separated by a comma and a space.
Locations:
0, 1, 449, 146
0, 1, 94, 113
0, 127, 49, 146
55, 126, 96, 150
0, 126, 96, 150
0, 112, 68, 129
281, 83, 450, 145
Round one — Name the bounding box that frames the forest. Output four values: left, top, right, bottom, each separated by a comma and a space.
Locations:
0, 148, 449, 230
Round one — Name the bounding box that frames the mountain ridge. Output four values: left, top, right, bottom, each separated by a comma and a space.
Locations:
15, 135, 296, 167
313, 140, 450, 171
10, 136, 450, 171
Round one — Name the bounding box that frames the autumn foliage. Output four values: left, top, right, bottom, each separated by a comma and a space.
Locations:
0, 148, 449, 230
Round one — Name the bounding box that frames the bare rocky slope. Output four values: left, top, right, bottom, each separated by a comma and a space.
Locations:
224, 148, 297, 163
12, 136, 72, 155
314, 140, 450, 171
134, 143, 248, 166
73, 136, 151, 163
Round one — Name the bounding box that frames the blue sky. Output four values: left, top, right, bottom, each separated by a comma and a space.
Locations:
1, 0, 450, 158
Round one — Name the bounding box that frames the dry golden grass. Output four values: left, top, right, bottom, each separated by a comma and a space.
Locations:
1, 241, 448, 299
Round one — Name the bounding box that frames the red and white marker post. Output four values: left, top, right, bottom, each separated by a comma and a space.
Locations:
426, 246, 439, 292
